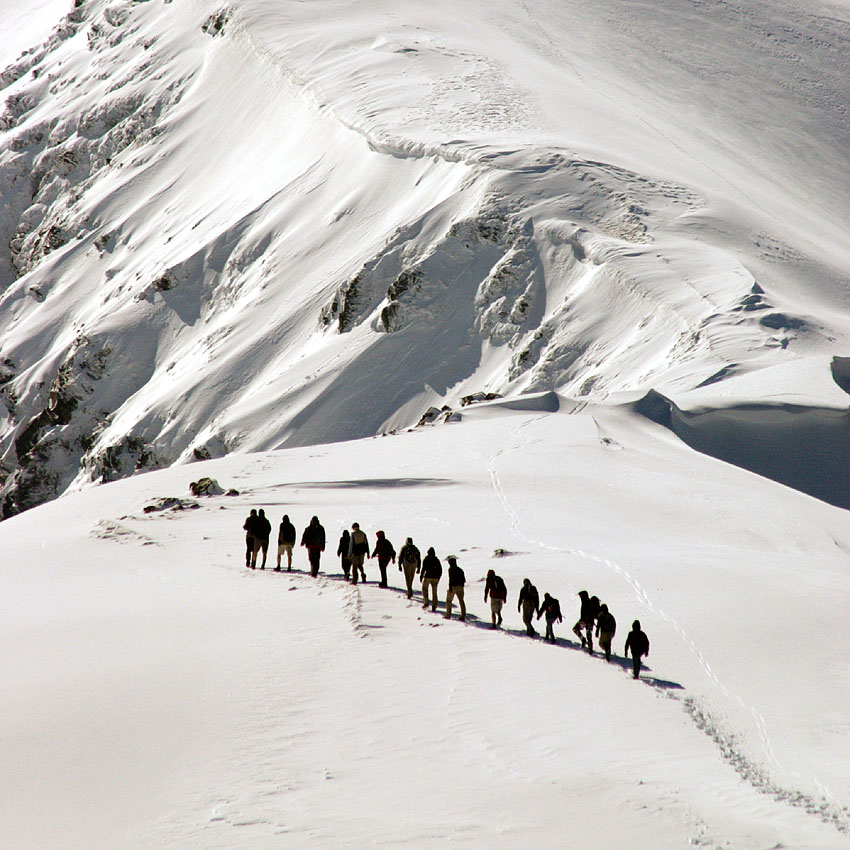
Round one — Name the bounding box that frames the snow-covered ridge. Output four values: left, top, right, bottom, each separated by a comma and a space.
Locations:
0, 0, 848, 515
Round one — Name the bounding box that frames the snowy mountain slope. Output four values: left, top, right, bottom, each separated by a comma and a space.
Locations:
0, 0, 848, 515
2, 401, 849, 848
0, 0, 68, 71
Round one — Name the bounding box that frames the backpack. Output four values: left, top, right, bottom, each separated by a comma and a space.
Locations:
402, 545, 420, 565
493, 575, 507, 598
351, 529, 368, 555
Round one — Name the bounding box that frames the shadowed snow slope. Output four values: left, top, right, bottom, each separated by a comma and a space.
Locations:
638, 388, 850, 509
2, 404, 850, 848
0, 0, 848, 514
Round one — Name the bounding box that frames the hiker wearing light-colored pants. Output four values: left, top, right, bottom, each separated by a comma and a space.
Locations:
422, 577, 440, 611
398, 538, 422, 599
445, 585, 466, 620
403, 562, 418, 597
420, 547, 442, 611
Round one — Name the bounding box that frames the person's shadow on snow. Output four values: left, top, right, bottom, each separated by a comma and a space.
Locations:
288, 571, 686, 690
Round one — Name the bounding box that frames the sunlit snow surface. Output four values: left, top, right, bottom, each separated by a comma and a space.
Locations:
1, 0, 850, 845
3, 400, 850, 848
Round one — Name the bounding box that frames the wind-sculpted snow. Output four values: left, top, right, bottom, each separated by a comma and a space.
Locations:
636, 387, 850, 509
0, 0, 848, 515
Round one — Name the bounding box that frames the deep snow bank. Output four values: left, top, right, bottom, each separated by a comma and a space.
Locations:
636, 360, 850, 509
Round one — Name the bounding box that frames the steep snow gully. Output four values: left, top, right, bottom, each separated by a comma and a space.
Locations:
0, 0, 849, 516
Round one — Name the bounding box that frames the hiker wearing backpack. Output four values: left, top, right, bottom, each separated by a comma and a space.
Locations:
572, 590, 601, 653
371, 530, 396, 588
484, 569, 507, 628
348, 522, 369, 584
538, 592, 563, 643
444, 556, 466, 621
420, 547, 442, 612
625, 620, 650, 679
595, 603, 617, 662
251, 508, 272, 570
337, 529, 352, 580
300, 516, 326, 577
276, 514, 296, 571
517, 578, 540, 637
398, 537, 421, 599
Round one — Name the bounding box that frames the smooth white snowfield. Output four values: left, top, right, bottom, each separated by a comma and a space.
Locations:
2, 400, 850, 848
0, 0, 849, 512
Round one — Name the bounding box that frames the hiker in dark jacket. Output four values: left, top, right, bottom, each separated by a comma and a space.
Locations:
625, 620, 650, 679
538, 593, 562, 642
243, 509, 258, 568
300, 516, 326, 577
420, 547, 442, 612
444, 555, 466, 621
484, 569, 507, 628
572, 590, 601, 653
251, 508, 272, 569
517, 578, 540, 637
398, 537, 421, 599
595, 603, 617, 662
371, 530, 396, 588
348, 522, 369, 584
276, 514, 296, 571
337, 529, 352, 580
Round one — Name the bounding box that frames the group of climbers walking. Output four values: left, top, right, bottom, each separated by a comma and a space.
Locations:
242, 510, 651, 679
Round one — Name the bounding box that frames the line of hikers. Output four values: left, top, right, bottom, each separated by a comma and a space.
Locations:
242, 510, 651, 679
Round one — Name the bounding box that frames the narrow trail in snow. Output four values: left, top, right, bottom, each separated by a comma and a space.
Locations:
482, 414, 850, 837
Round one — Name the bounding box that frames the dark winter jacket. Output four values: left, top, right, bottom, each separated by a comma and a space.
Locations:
539, 596, 562, 622
301, 518, 326, 551
243, 512, 258, 537
350, 528, 370, 557
579, 595, 601, 625
447, 563, 465, 587
338, 531, 351, 560
254, 512, 271, 542
398, 543, 421, 571
421, 552, 442, 580
596, 610, 617, 637
372, 534, 396, 564
485, 573, 507, 601
517, 582, 540, 614
625, 627, 650, 658
278, 518, 296, 546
